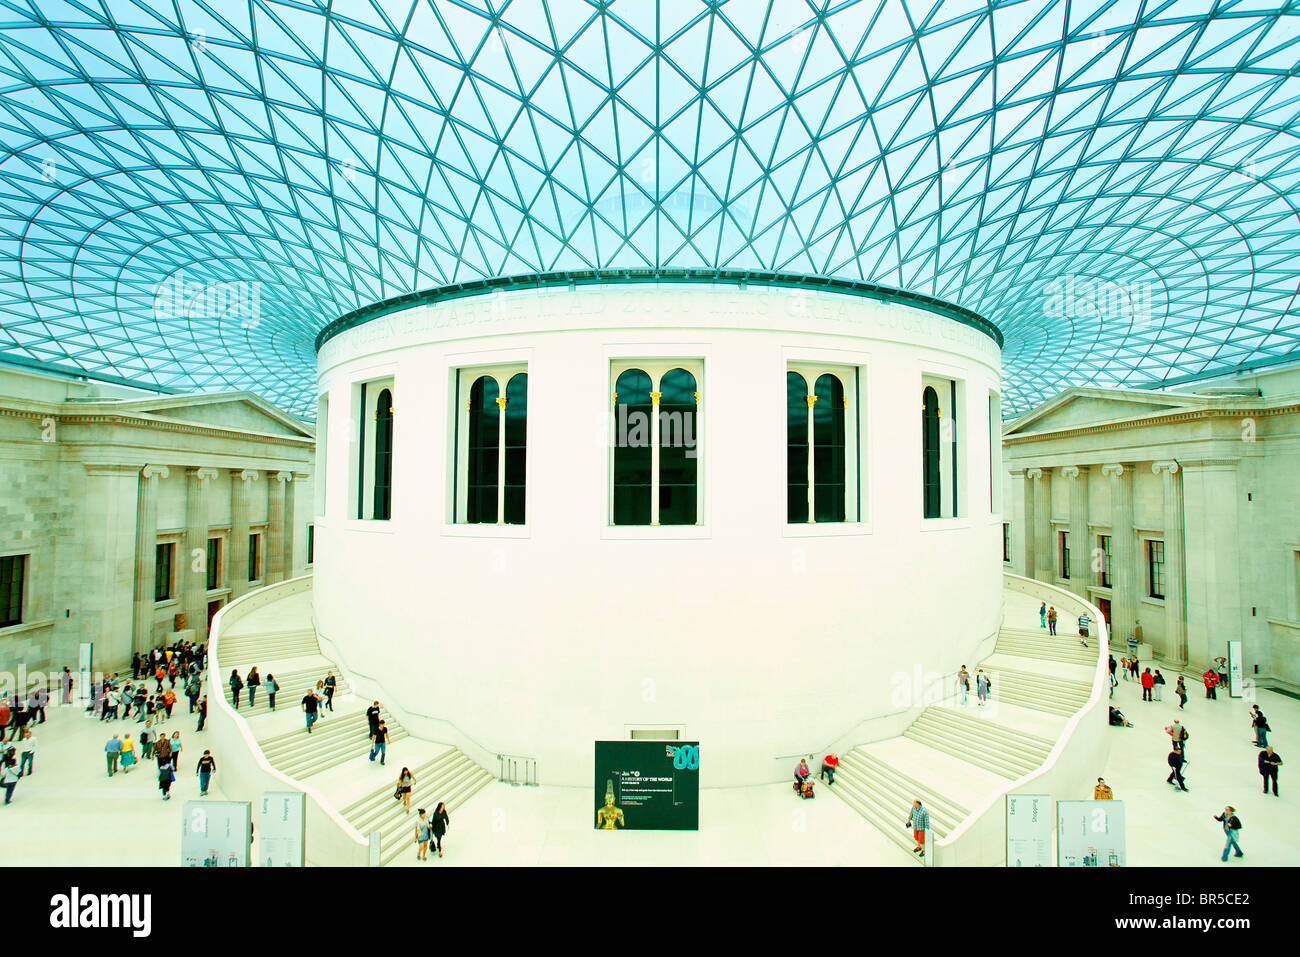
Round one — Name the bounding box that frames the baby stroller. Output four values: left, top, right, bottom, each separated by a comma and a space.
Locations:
793, 777, 815, 799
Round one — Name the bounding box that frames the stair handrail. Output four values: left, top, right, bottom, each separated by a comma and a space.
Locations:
208, 576, 369, 852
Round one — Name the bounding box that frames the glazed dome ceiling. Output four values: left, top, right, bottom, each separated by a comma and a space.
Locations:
2, 0, 1299, 417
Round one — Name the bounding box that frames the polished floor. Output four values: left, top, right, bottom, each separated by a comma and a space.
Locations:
2, 654, 1295, 866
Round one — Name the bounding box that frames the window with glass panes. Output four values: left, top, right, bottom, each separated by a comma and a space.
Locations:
0, 555, 25, 627
154, 543, 173, 601
1100, 535, 1112, 587
248, 533, 261, 582
206, 538, 220, 590
1060, 531, 1070, 579
1148, 540, 1166, 599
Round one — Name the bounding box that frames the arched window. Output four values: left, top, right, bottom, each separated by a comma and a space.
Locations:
503, 373, 528, 524
813, 373, 846, 523
612, 369, 653, 525
786, 372, 809, 523
658, 368, 698, 526
372, 388, 394, 520
922, 385, 941, 518
467, 376, 500, 523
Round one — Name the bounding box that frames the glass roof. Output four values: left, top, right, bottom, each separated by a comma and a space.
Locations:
1, 0, 1298, 418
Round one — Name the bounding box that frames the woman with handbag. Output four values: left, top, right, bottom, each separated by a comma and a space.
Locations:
395, 767, 416, 814
430, 801, 450, 858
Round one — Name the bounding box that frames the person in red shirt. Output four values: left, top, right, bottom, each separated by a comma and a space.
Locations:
820, 753, 840, 785
1141, 668, 1155, 702
1203, 669, 1218, 699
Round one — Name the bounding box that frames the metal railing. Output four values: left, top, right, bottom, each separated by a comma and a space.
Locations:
498, 754, 538, 787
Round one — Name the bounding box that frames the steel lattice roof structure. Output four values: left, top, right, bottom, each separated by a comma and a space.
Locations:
1, 0, 1299, 418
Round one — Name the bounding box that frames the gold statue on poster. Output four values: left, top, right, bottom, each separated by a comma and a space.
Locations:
596, 779, 625, 829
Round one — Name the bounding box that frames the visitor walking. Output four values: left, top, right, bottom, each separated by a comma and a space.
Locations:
61, 667, 72, 705
169, 731, 183, 770
1039, 602, 1047, 629
265, 674, 279, 711
229, 669, 244, 709
1119, 656, 1130, 680
247, 667, 261, 707
105, 734, 122, 776
1129, 657, 1140, 682
1175, 676, 1188, 710
141, 722, 155, 760
1094, 777, 1113, 799
1251, 706, 1270, 748
302, 688, 319, 733
1141, 668, 1154, 702
956, 666, 970, 706
1166, 744, 1189, 792
370, 720, 389, 765
1214, 806, 1243, 861
366, 701, 382, 738
1167, 720, 1189, 762
120, 733, 137, 773
185, 673, 200, 713
1259, 747, 1282, 796
906, 799, 930, 858
197, 750, 217, 796
28, 686, 46, 724
323, 671, 336, 711
430, 801, 450, 858
196, 696, 207, 732
1, 759, 19, 805
153, 731, 173, 771
1047, 605, 1058, 635
158, 758, 174, 801
976, 669, 990, 707
1152, 670, 1165, 702
162, 687, 176, 719
1215, 656, 1229, 690
415, 808, 430, 861
395, 767, 415, 813
17, 729, 36, 777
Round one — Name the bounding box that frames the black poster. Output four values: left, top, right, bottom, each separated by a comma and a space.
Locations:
593, 741, 700, 830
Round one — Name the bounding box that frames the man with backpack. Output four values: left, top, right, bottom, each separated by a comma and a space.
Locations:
1167, 721, 1190, 765
1214, 806, 1243, 861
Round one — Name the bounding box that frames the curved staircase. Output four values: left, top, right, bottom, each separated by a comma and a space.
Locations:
822, 584, 1102, 864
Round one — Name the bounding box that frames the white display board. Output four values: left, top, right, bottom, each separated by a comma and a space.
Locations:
181, 801, 251, 867
1006, 793, 1053, 867
1227, 641, 1244, 698
1057, 800, 1125, 867
258, 792, 305, 867
78, 642, 92, 703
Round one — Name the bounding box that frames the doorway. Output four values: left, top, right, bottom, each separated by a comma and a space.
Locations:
207, 599, 224, 630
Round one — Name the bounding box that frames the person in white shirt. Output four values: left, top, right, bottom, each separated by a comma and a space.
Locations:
18, 729, 35, 776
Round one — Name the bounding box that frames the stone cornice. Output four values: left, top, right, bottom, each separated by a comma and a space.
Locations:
0, 406, 314, 447
1003, 403, 1300, 445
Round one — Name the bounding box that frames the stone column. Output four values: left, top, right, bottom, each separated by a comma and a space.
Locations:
132, 465, 169, 655
1153, 461, 1187, 664
267, 471, 290, 583
1101, 464, 1137, 646
1181, 459, 1241, 671
1010, 469, 1034, 577
280, 471, 297, 578
184, 467, 220, 641
1028, 467, 1053, 582
1061, 465, 1091, 599
230, 470, 259, 598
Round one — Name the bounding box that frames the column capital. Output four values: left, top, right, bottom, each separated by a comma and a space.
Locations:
238, 469, 261, 483
1026, 467, 1044, 480
1100, 463, 1126, 479
1060, 465, 1087, 480
142, 465, 170, 481
1152, 460, 1180, 476
495, 396, 508, 411
805, 394, 818, 408
649, 392, 663, 405
274, 470, 294, 484
193, 467, 221, 483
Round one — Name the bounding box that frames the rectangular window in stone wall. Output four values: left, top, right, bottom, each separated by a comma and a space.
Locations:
154, 543, 173, 602
0, 554, 25, 627
1002, 523, 1011, 563
206, 537, 220, 591
248, 533, 261, 582
1060, 530, 1070, 580
1148, 539, 1166, 599
307, 524, 314, 565
1100, 535, 1112, 588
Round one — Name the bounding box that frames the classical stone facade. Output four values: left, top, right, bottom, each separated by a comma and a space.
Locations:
1002, 363, 1300, 691
0, 365, 314, 677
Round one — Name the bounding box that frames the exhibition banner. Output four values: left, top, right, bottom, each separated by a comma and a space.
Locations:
181, 801, 251, 867
1057, 800, 1125, 867
258, 792, 305, 867
1006, 793, 1053, 867
593, 740, 700, 830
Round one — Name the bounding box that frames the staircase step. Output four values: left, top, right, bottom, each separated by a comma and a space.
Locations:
819, 777, 926, 864
847, 749, 970, 822
903, 725, 1031, 779
915, 708, 1055, 752
378, 768, 496, 866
